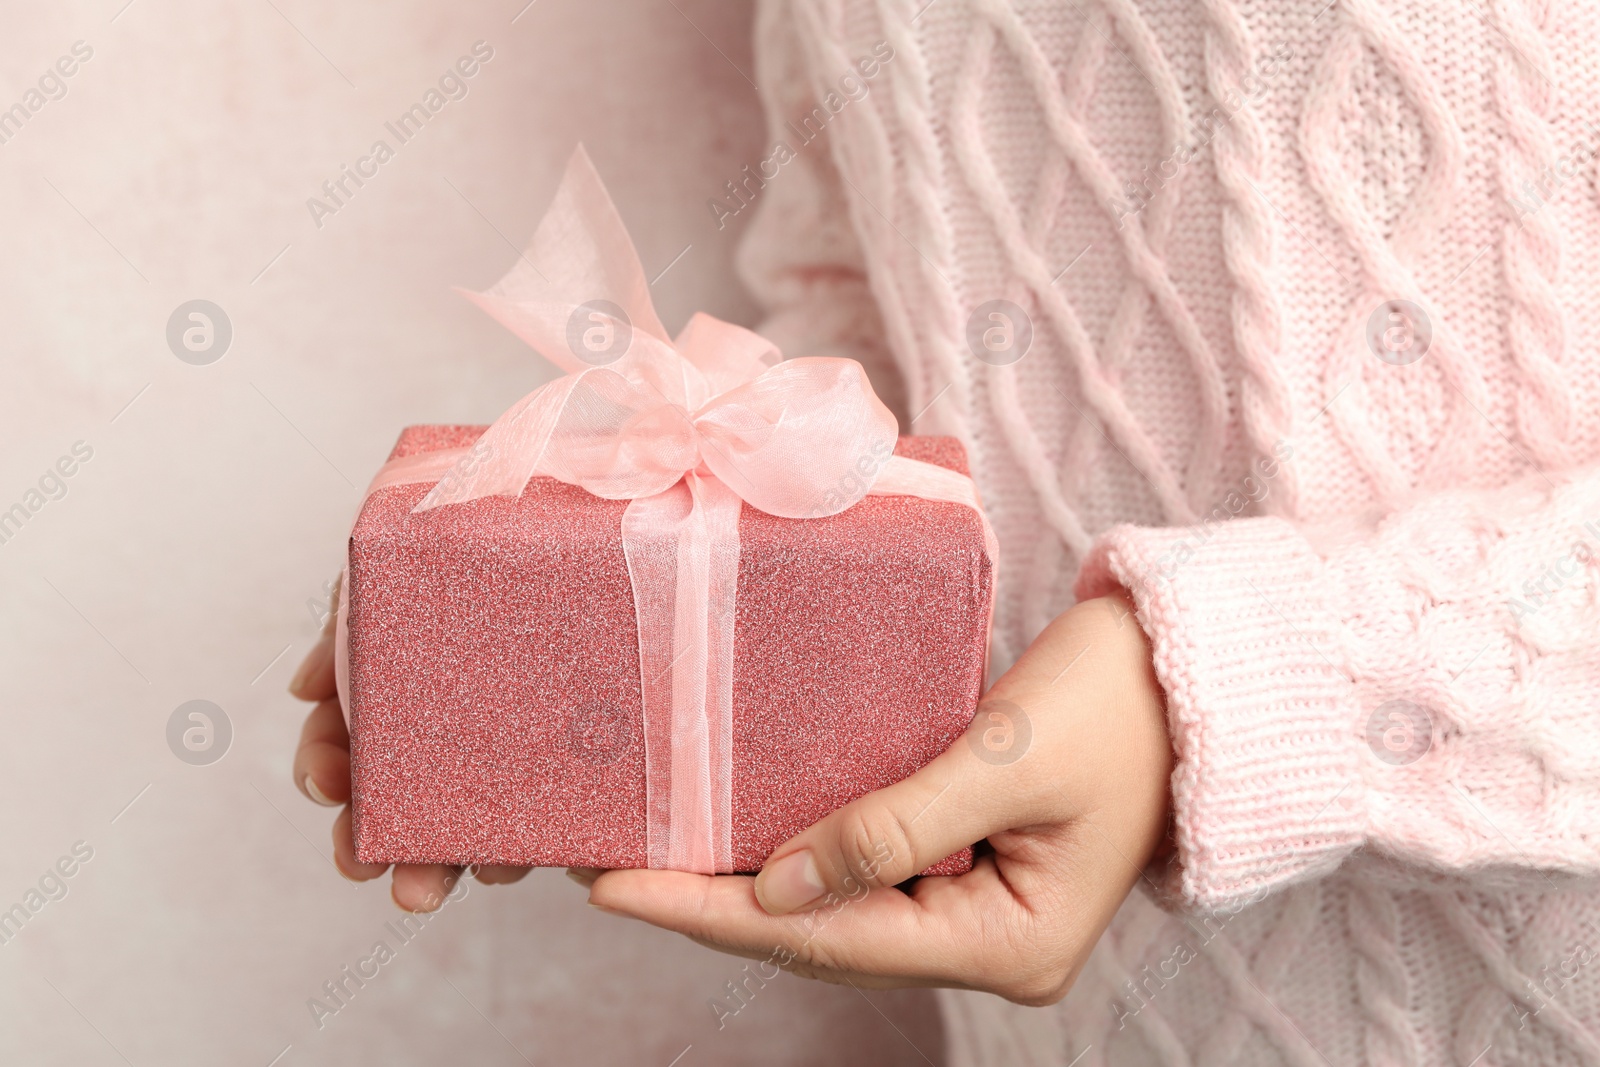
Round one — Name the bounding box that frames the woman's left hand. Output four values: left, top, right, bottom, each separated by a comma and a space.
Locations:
574, 592, 1174, 1006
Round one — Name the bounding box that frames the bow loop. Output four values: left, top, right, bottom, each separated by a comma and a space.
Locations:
693, 358, 897, 518
458, 146, 672, 377
673, 312, 782, 399
417, 147, 899, 519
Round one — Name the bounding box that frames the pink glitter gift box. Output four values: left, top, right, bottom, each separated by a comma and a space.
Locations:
344, 425, 993, 873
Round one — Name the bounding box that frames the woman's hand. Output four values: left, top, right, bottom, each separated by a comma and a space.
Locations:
576, 592, 1173, 1005
288, 579, 531, 911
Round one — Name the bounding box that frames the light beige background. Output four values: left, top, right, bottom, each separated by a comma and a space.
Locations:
0, 1, 945, 1063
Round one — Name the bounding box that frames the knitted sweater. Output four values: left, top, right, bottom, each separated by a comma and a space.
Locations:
736, 0, 1600, 1064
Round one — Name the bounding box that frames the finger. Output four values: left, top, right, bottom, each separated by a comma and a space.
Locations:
289, 634, 337, 701
293, 700, 350, 806
474, 865, 532, 885
331, 806, 389, 881
392, 863, 461, 912
589, 862, 1013, 981
750, 721, 1040, 916
290, 575, 341, 700
296, 697, 349, 749
564, 867, 603, 888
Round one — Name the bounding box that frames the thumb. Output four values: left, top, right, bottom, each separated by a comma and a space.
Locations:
751, 708, 1032, 915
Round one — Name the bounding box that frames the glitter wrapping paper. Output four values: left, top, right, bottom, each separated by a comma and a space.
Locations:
346, 426, 992, 874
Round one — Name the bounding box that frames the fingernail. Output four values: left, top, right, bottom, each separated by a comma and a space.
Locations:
755, 850, 826, 915
565, 867, 599, 888
587, 901, 624, 916
304, 777, 339, 807
290, 634, 332, 694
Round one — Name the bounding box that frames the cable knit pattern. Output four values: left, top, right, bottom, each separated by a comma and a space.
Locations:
740, 0, 1600, 1062
1350, 878, 1421, 1066
1490, 0, 1575, 472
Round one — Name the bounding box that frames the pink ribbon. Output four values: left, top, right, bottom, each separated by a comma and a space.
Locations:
338, 147, 995, 873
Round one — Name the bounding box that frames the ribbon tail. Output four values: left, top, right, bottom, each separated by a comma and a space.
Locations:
411, 380, 577, 511
622, 474, 740, 873
458, 144, 673, 376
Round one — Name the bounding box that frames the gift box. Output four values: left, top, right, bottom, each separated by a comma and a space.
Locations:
334, 146, 997, 876
344, 425, 993, 873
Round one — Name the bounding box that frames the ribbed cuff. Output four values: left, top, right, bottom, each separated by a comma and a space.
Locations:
1076, 516, 1366, 913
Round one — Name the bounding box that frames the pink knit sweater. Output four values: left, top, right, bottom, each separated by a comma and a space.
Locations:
736, 1, 1600, 1064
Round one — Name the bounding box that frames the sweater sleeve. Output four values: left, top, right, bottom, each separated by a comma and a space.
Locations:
734, 0, 908, 424
1075, 466, 1600, 913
